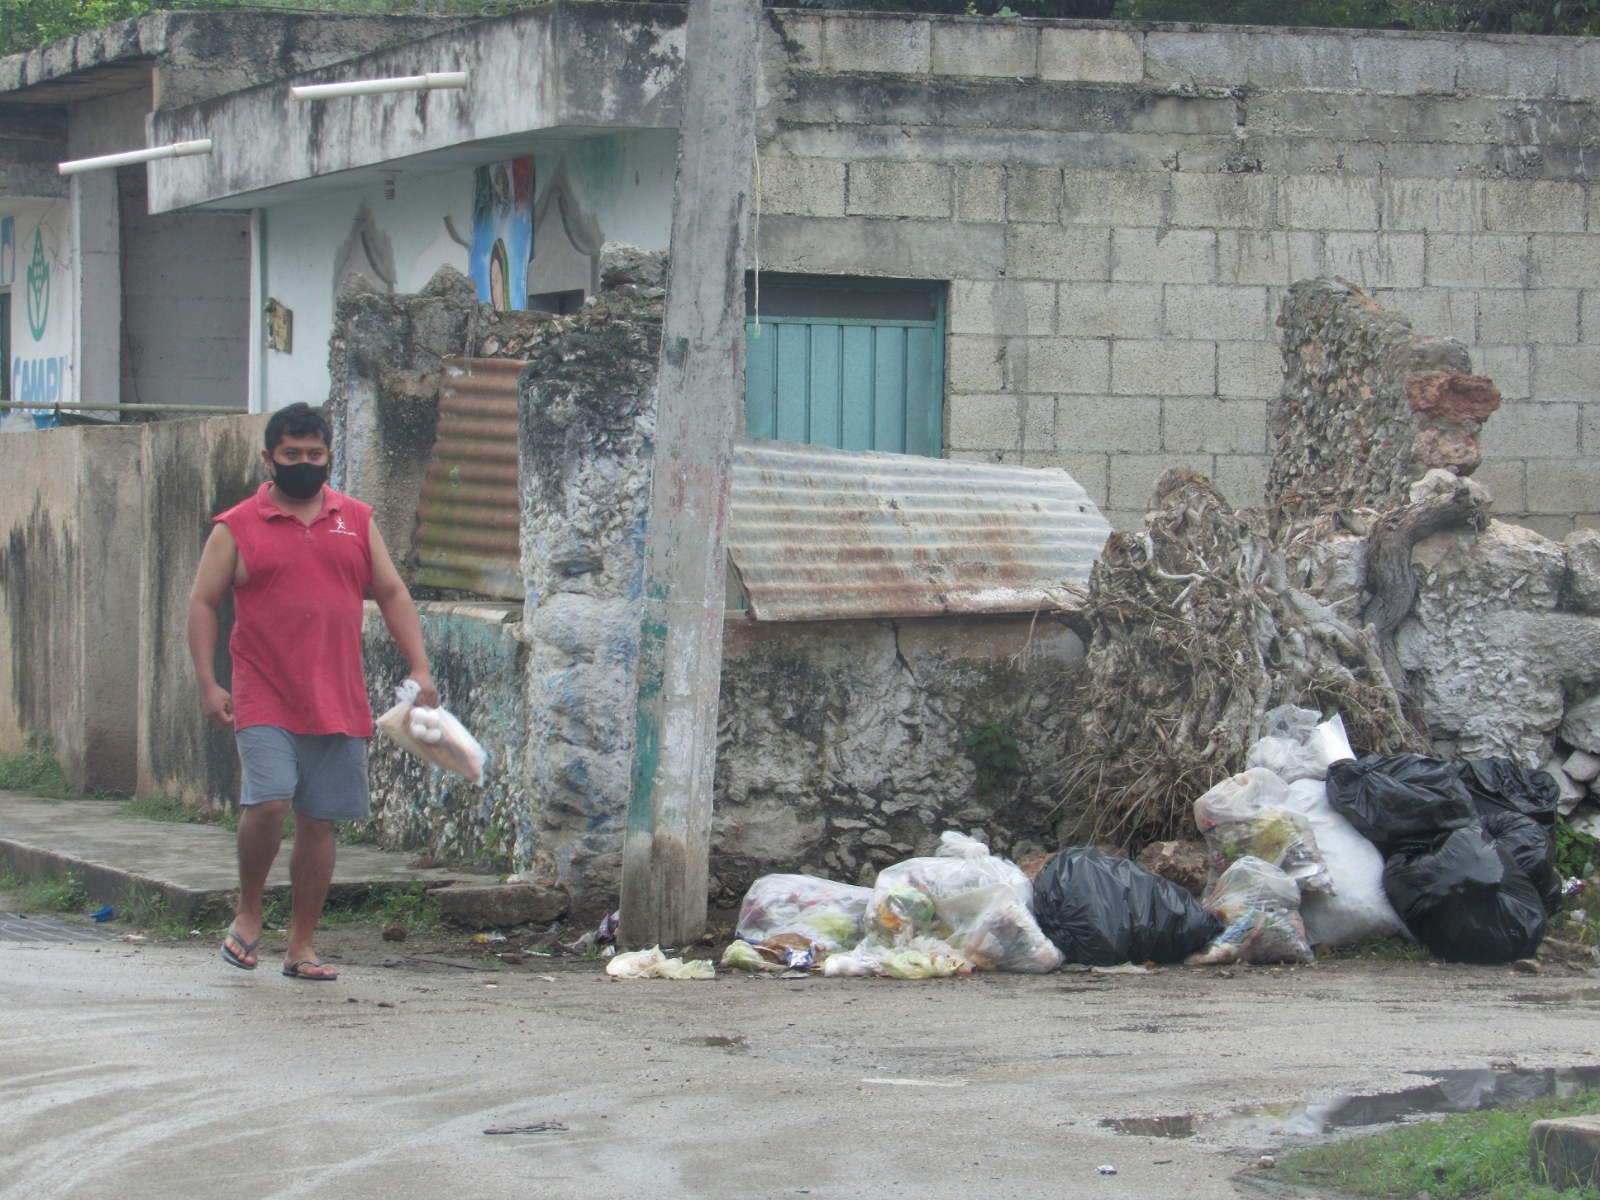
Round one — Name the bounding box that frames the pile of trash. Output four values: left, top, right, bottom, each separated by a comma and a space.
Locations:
723, 833, 1063, 980
714, 704, 1570, 979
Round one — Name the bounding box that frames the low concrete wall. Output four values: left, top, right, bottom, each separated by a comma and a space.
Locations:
0, 425, 143, 792
136, 413, 269, 807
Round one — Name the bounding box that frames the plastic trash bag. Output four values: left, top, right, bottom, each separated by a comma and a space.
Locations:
1480, 809, 1561, 916
1194, 768, 1332, 892
862, 835, 1058, 974
735, 874, 872, 951
1032, 848, 1222, 966
1325, 754, 1476, 855
605, 946, 716, 980
1282, 779, 1405, 947
376, 679, 488, 785
1187, 856, 1315, 965
1383, 825, 1547, 963
933, 883, 1063, 974
821, 934, 973, 978
868, 832, 1032, 940
1245, 708, 1357, 783
1454, 758, 1560, 828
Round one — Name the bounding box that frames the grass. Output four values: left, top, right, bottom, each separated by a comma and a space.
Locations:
1281, 1088, 1600, 1200
1314, 936, 1435, 965
0, 733, 72, 798
0, 867, 89, 914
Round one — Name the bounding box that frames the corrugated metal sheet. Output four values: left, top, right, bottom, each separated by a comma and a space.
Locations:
414, 358, 523, 599
727, 438, 1112, 622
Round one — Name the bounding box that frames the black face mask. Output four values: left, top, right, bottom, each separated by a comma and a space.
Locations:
272, 460, 328, 500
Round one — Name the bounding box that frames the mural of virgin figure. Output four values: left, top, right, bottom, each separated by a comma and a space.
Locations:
470, 157, 534, 311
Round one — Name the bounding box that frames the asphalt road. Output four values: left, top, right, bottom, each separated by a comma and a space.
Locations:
3, 935, 1598, 1200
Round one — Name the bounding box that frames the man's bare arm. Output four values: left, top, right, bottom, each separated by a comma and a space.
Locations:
188, 524, 239, 729
368, 522, 440, 707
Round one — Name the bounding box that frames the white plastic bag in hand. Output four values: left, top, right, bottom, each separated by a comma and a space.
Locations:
376, 679, 488, 785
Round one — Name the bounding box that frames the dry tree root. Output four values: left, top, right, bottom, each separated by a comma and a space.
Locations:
1055, 468, 1428, 853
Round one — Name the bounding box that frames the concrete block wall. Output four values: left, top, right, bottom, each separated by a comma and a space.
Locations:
755, 13, 1600, 534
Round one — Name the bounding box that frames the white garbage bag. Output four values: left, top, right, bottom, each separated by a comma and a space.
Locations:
375, 679, 488, 785
1281, 778, 1406, 947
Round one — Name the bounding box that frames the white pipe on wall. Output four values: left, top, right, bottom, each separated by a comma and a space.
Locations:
58, 140, 213, 175
289, 72, 468, 102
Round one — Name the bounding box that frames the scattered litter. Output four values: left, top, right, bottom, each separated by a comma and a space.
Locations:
1188, 857, 1314, 966
376, 679, 488, 784
1258, 1155, 1277, 1168
483, 1121, 567, 1135
537, 975, 555, 983
823, 936, 972, 979
1033, 847, 1220, 966
605, 946, 714, 980
720, 941, 783, 972
595, 911, 620, 944
89, 906, 113, 923
1097, 1165, 1117, 1175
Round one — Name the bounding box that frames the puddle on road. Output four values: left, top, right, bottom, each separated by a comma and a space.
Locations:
1100, 1116, 1195, 1139
1102, 1067, 1600, 1142
680, 1036, 750, 1054
1214, 1067, 1600, 1138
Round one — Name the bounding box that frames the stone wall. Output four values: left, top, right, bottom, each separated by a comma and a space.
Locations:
1267, 278, 1502, 519
0, 426, 143, 793
362, 601, 528, 866
752, 12, 1600, 536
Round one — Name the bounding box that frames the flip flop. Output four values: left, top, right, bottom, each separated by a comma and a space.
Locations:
282, 959, 338, 981
220, 927, 261, 971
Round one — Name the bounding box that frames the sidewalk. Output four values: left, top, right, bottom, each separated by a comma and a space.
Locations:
0, 791, 464, 924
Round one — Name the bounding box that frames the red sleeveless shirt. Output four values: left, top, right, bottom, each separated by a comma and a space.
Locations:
216, 483, 374, 737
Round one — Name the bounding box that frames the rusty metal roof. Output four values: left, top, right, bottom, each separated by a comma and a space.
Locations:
414, 358, 522, 599
726, 438, 1111, 622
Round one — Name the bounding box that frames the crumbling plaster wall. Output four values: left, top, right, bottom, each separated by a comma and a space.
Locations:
752, 12, 1600, 536
136, 414, 268, 807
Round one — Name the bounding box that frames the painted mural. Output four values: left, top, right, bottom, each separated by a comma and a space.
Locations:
469, 157, 534, 311
0, 201, 71, 431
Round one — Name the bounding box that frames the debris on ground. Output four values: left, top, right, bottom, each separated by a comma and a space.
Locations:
1187, 856, 1314, 965
381, 923, 407, 942
1133, 840, 1210, 898
604, 947, 715, 980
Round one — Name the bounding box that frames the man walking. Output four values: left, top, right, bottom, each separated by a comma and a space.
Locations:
188, 403, 437, 980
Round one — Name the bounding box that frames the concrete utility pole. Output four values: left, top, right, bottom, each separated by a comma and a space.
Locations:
619, 0, 760, 949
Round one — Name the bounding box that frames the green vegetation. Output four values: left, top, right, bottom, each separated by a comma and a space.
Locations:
964, 722, 1021, 792
1281, 1087, 1600, 1199
119, 794, 207, 823
0, 732, 71, 798
0, 867, 89, 914
1556, 816, 1600, 882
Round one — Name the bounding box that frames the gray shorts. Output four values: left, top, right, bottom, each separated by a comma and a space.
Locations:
236, 726, 370, 822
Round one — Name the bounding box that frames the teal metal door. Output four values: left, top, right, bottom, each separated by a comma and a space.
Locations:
743, 277, 944, 457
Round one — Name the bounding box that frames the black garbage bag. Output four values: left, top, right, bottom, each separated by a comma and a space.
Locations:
1454, 757, 1560, 828
1383, 825, 1547, 963
1326, 755, 1476, 854
1480, 810, 1561, 915
1033, 848, 1222, 966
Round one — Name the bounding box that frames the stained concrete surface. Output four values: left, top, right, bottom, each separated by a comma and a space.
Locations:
3, 936, 1599, 1200
0, 792, 464, 922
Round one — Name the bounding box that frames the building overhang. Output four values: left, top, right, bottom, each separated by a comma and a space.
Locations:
146, 2, 685, 215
